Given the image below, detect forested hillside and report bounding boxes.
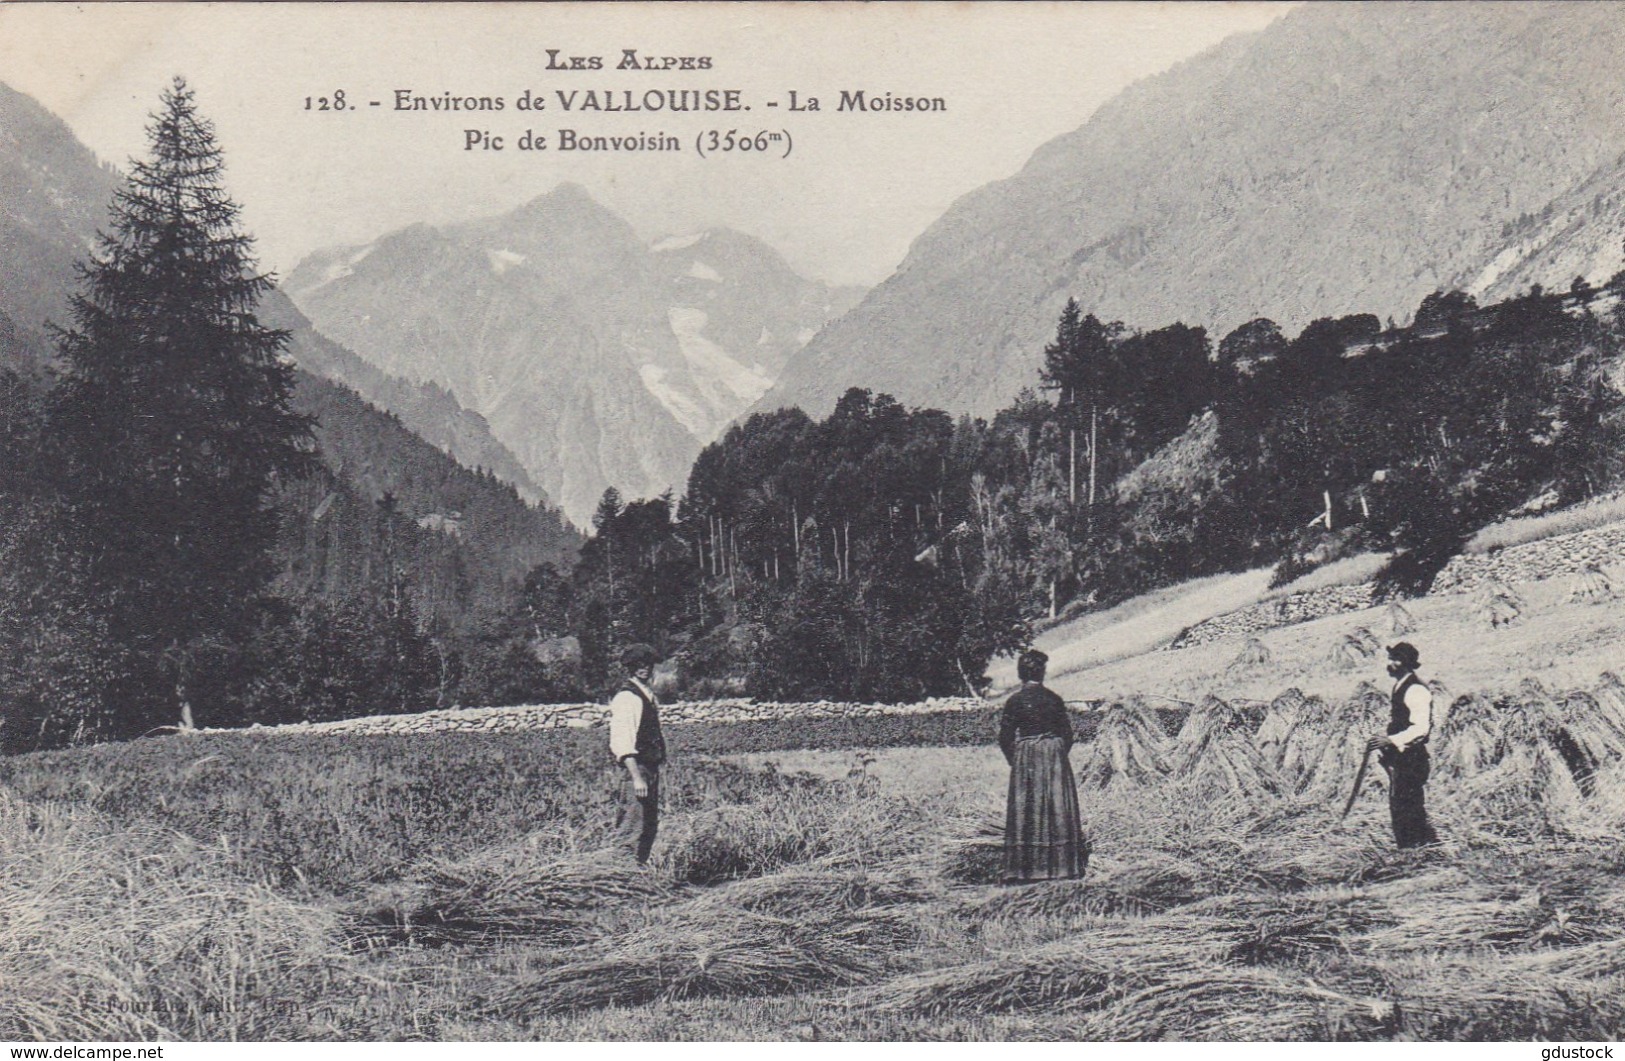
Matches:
[529,277,1625,702]
[0,80,580,751]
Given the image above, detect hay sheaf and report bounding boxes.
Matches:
[684,864,937,919]
[1374,953,1625,1040]
[1081,964,1394,1041]
[1301,685,1389,802]
[975,876,1161,924]
[1173,695,1259,771]
[862,915,1243,1016]
[352,845,670,946]
[1354,885,1556,954]
[1076,699,1171,790]
[486,906,907,1016]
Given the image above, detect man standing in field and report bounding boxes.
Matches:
[1367,641,1439,848]
[608,643,666,865]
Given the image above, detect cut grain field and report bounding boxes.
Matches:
[5,517,1625,1041]
[6,666,1625,1041]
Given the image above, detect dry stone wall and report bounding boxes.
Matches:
[1170,521,1625,650]
[221,695,990,737]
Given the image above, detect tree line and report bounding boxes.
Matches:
[4,79,1623,749]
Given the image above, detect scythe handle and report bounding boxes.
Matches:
[1341,746,1375,820]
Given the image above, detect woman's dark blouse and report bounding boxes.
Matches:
[999,683,1074,764]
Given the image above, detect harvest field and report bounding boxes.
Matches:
[5,668,1625,1041]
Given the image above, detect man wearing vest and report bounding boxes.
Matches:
[1365,641,1439,848]
[608,643,667,865]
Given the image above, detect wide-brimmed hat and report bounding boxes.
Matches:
[621,643,659,671]
[1386,641,1421,668]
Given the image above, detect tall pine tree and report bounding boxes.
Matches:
[49,77,312,738]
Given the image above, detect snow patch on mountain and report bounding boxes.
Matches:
[650,232,705,253]
[669,307,774,409]
[638,362,712,438]
[488,248,527,274]
[290,244,377,299]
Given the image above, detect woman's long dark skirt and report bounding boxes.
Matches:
[1003,734,1087,883]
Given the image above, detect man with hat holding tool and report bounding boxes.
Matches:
[1358,640,1439,848]
[608,643,666,864]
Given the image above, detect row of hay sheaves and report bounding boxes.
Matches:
[1080,672,1625,827]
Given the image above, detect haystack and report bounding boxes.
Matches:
[1177,733,1285,802]
[1172,695,1252,772]
[1254,688,1308,767]
[1568,562,1616,604]
[1349,626,1382,654]
[1301,684,1388,802]
[1326,632,1375,671]
[1384,601,1417,636]
[1226,637,1272,676]
[1587,760,1625,828]
[1456,686,1592,832]
[1076,699,1171,790]
[1275,693,1336,793]
[1591,672,1625,748]
[1473,581,1524,627]
[1434,692,1501,782]
[1174,695,1284,800]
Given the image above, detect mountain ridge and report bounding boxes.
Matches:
[287,183,863,525]
[759,1,1625,420]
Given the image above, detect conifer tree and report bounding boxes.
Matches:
[49,77,312,737]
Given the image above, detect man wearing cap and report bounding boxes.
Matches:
[1366,641,1439,848]
[608,643,666,864]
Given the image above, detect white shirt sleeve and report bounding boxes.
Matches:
[1390,683,1433,751]
[608,690,641,761]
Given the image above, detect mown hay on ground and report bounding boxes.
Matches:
[486,908,900,1016]
[352,844,670,946]
[0,792,348,1041]
[1081,964,1392,1041]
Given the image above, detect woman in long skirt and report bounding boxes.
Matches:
[1000,649,1087,883]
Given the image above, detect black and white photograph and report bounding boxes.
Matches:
[3,0,1625,1044]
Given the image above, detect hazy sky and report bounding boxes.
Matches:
[0,2,1291,287]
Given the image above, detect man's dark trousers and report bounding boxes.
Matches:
[1383,744,1437,849]
[617,764,660,864]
